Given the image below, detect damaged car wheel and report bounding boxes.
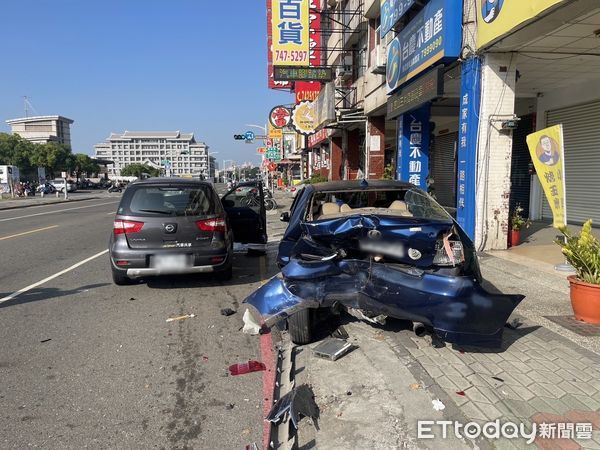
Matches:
[287,309,313,344]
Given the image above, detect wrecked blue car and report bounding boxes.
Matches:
[244,180,524,347]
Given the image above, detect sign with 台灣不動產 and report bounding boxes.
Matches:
[387,66,444,119]
[476,0,566,49]
[386,0,462,94]
[380,0,416,38]
[271,0,310,66]
[526,124,567,228]
[396,105,430,190]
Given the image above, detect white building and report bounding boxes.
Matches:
[5,115,74,149]
[94,131,213,178]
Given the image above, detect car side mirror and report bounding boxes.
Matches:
[280,212,290,222]
[222,199,235,208]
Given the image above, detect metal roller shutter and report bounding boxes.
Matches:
[430,132,457,208]
[544,101,600,225]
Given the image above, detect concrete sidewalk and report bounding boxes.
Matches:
[0,191,114,210]
[285,251,600,449]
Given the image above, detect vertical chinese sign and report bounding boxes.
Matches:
[456,57,481,240]
[526,125,566,228]
[396,105,430,190]
[267,0,292,89]
[295,0,321,104]
[271,0,310,66]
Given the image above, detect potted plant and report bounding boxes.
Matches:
[509,205,530,247]
[556,220,600,323]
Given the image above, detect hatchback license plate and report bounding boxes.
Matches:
[152,254,190,270]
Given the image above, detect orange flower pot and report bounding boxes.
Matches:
[509,230,520,247]
[568,275,600,324]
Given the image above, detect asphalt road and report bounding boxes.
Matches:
[0,194,283,449]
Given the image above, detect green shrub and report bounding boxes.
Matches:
[556,220,600,285]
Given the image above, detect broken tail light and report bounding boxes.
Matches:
[433,235,465,266]
[196,217,226,233]
[113,220,144,235]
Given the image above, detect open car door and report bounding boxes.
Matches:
[222,181,267,251]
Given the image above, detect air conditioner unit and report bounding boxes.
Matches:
[336,65,352,80]
[370,43,387,74]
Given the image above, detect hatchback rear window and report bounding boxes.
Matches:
[125,185,215,217]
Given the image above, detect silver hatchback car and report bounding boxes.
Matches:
[108,178,267,285]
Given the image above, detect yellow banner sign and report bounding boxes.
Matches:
[526,125,566,228]
[271,0,310,66]
[268,122,283,139]
[476,0,565,49]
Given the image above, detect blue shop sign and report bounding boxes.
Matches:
[386,0,462,94]
[380,0,417,39]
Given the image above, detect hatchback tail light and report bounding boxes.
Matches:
[196,217,226,233]
[433,236,465,266]
[113,219,144,235]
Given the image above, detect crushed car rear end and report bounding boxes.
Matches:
[244,181,524,347]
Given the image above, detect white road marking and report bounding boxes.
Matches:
[0,201,119,222]
[0,225,59,241]
[0,249,109,304]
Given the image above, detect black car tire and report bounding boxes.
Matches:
[287,309,312,344]
[111,267,133,285]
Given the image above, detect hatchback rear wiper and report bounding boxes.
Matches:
[137,209,173,215]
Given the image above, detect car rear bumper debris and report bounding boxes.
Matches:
[244,258,524,347]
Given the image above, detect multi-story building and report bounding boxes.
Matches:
[94,131,212,178]
[292,0,600,251]
[5,115,74,149]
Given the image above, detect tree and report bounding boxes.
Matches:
[121,163,160,178]
[72,153,100,181]
[0,133,35,174]
[30,142,73,179]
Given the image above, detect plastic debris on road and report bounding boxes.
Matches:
[432,399,446,411]
[266,384,319,430]
[242,309,261,335]
[228,360,266,376]
[220,308,236,316]
[312,338,353,361]
[166,314,196,323]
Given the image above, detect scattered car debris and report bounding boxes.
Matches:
[220,308,236,316]
[166,314,196,323]
[128,297,136,301]
[312,338,353,361]
[40,339,52,343]
[331,325,349,340]
[432,399,446,411]
[492,376,505,383]
[456,391,466,396]
[347,308,386,325]
[226,403,235,410]
[245,443,258,450]
[242,309,261,335]
[409,383,422,391]
[228,360,266,376]
[266,384,319,430]
[202,356,209,362]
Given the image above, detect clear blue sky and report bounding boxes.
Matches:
[0,0,293,166]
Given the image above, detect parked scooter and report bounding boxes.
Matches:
[107,182,123,193]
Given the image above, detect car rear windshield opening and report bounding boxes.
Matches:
[128,186,215,216]
[307,188,452,222]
